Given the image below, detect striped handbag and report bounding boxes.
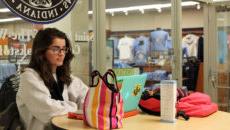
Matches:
[83,69,124,130]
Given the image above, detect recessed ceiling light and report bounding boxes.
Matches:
[0,17,22,23]
[0,8,10,13]
[139,9,145,14]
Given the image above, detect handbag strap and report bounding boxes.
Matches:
[90,70,102,88]
[103,69,119,92]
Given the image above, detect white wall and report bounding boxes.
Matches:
[181,9,204,28]
[89,8,204,31]
[109,11,171,31]
[44,13,72,38]
[0,21,33,34]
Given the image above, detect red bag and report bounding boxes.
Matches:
[139,98,160,115]
[176,92,218,117]
[179,92,211,105]
[138,87,188,116]
[139,91,218,117]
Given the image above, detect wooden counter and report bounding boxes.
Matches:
[52,111,230,130]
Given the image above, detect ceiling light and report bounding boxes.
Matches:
[111,11,115,16]
[0,17,22,23]
[88,11,93,14]
[123,11,128,15]
[157,8,162,13]
[0,8,10,13]
[139,9,145,14]
[196,4,201,10]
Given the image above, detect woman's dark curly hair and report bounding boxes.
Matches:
[28,28,74,89]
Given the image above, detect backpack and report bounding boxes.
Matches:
[138,87,188,116]
[176,92,218,117]
[139,89,218,118]
[0,74,24,130]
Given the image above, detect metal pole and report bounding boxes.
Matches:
[92,0,107,73]
[171,0,182,87]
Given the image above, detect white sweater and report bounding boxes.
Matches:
[16,68,88,130]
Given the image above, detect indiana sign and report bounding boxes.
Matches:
[2,0,78,24]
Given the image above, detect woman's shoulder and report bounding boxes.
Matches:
[22,68,37,74]
[21,68,40,79]
[70,75,82,82]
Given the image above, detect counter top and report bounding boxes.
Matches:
[52,111,230,130]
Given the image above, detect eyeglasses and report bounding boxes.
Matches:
[47,46,69,54]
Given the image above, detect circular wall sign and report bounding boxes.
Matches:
[2,0,78,24]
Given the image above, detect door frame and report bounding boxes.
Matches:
[204,1,230,104]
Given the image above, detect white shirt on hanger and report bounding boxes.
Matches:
[182,34,199,57]
[118,36,135,62]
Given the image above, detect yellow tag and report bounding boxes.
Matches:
[132,84,141,96]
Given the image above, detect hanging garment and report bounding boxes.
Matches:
[182,34,199,57]
[108,37,119,58]
[118,36,135,62]
[197,36,204,62]
[166,36,173,49]
[182,57,200,91]
[218,31,228,64]
[150,29,170,51]
[134,35,150,65]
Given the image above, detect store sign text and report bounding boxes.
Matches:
[0,44,32,56]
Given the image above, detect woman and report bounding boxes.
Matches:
[16,28,88,130]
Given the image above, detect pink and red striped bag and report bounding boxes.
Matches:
[83,69,124,130]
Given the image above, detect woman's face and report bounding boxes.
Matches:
[45,37,68,72]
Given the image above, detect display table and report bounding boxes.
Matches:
[52,111,230,130]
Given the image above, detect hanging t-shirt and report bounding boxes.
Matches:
[150,29,170,51]
[228,34,230,49]
[118,36,135,62]
[218,31,228,64]
[166,36,173,49]
[182,34,199,57]
[134,35,150,64]
[108,37,119,58]
[197,36,204,62]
